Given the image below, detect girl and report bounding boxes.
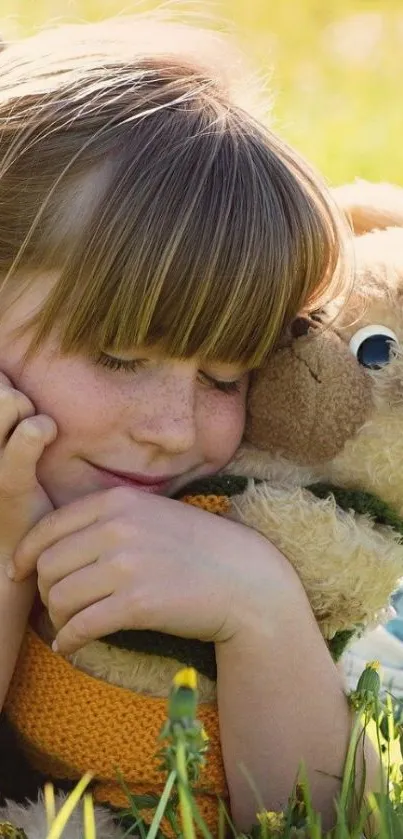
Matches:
[0,14,376,832]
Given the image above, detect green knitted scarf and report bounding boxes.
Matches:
[104,478,403,680]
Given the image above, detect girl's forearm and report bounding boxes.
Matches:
[0,570,36,710]
[215,560,382,832]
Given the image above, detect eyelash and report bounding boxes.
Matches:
[94,354,242,394]
[95,354,146,374]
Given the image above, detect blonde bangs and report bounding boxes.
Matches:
[28,112,346,368]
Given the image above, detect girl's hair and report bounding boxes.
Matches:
[0,16,349,367]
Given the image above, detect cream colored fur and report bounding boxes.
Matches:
[228,482,399,638]
[69,641,216,701]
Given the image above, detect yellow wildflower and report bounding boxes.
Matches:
[173,667,198,691]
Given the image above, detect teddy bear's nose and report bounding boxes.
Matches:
[291,317,312,338]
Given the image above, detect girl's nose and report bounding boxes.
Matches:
[128,373,198,454]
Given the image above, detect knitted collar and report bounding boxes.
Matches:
[103,476,403,675]
[4,628,226,836]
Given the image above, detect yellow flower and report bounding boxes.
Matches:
[173,667,198,691]
[257,811,286,835]
[169,668,199,725]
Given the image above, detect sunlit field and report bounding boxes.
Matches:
[1,0,402,185]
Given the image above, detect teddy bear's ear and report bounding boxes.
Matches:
[245,323,373,465]
[333,181,403,235]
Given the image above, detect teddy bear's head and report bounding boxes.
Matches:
[240,184,403,517]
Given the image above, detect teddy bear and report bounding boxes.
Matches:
[1,180,403,838]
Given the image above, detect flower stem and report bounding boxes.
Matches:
[175,727,197,839]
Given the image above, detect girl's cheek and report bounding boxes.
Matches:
[201,392,246,465]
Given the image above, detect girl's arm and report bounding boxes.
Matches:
[0,570,36,710]
[216,544,381,831]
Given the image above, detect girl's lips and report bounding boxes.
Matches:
[88,463,172,494]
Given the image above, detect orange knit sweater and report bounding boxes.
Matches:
[5,628,226,833]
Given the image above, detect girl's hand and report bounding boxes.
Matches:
[0,373,57,568]
[0,374,56,710]
[11,486,280,654]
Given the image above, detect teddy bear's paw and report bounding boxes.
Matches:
[0,793,126,839]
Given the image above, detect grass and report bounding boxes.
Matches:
[33,665,403,839]
[0,0,402,184]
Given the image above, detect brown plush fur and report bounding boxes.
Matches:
[245,327,373,464]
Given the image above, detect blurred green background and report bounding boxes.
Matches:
[1,1,402,185]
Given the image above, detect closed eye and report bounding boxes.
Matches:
[198,371,242,394]
[94,354,147,373]
[95,352,243,394]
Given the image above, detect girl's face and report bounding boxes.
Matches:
[0,275,249,506]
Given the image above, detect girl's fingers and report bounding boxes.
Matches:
[45,561,115,630]
[0,415,57,494]
[0,386,36,443]
[53,595,129,655]
[13,492,108,580]
[36,522,108,594]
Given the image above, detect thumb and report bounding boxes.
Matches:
[0,415,57,495]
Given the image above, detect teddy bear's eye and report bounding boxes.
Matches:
[349,324,399,369]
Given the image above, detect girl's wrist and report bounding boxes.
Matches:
[218,533,306,645]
